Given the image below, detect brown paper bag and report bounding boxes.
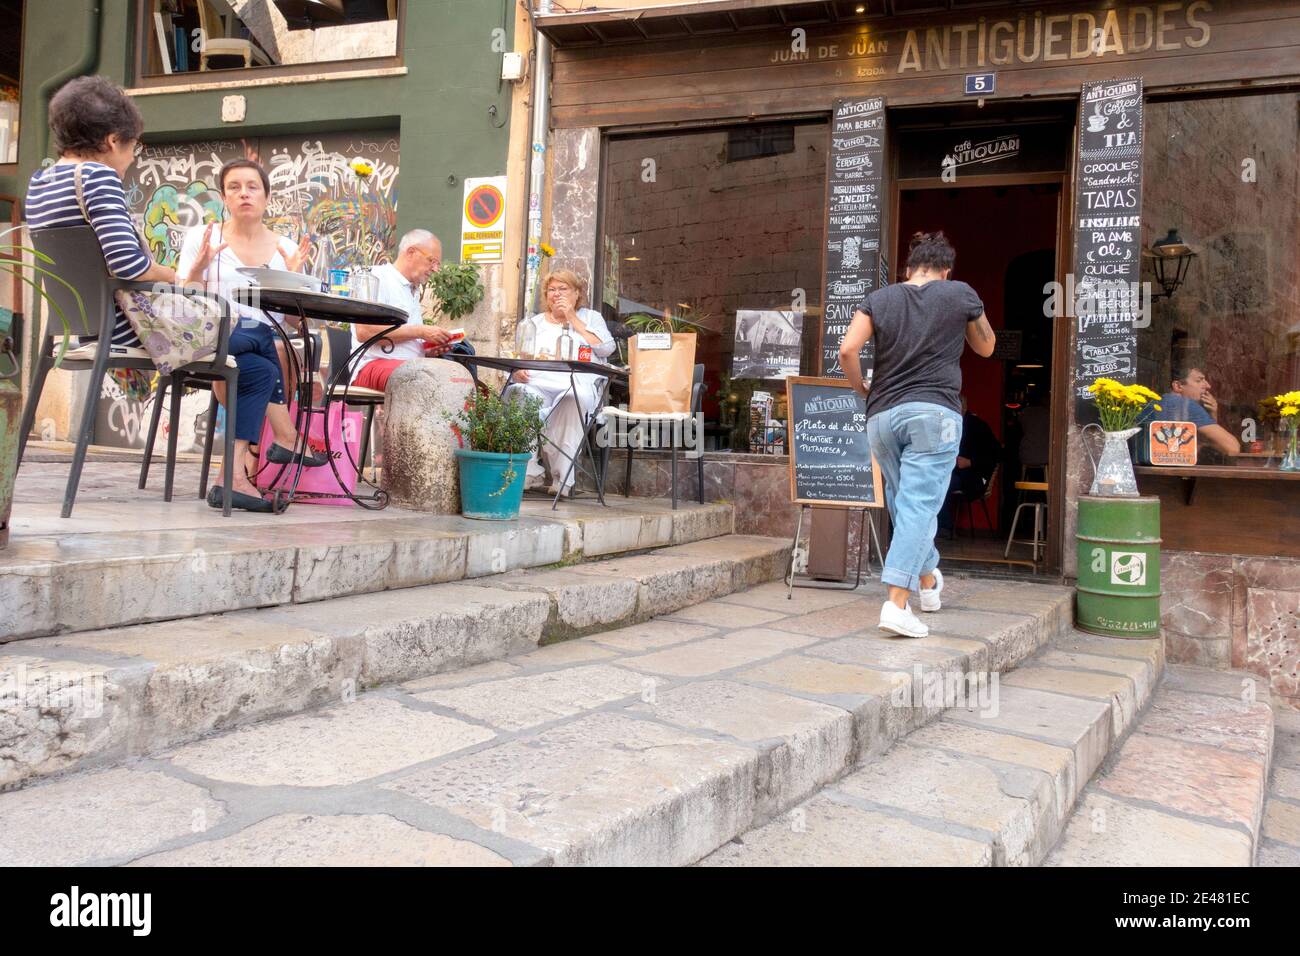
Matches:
[630,332,697,414]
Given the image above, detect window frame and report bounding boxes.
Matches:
[130,0,406,90]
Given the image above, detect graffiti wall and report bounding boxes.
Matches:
[95,132,401,450]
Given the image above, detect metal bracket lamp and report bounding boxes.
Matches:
[1142,229,1197,300]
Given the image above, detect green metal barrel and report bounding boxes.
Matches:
[1075,495,1162,639]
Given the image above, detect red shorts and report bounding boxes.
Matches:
[352,359,405,392]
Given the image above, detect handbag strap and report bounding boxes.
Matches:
[71,162,91,222]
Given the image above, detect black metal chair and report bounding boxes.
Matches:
[140,330,319,501]
[17,225,236,516]
[601,362,705,509]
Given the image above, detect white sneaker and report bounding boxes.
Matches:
[879,601,929,638]
[919,567,944,613]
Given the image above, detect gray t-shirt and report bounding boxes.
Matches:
[857,279,985,419]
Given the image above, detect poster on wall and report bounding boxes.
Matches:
[820,96,886,378]
[1072,77,1143,420]
[104,132,401,451]
[732,309,803,380]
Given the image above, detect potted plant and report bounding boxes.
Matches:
[1083,377,1162,496]
[452,387,543,520]
[427,261,485,328]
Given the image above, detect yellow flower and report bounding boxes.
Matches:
[1282,406,1299,417]
[539,242,556,257]
[350,158,375,178]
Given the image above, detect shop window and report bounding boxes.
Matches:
[600,121,826,453]
[138,0,401,82]
[1137,91,1300,471]
[0,0,22,164]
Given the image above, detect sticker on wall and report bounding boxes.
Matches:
[1147,420,1198,466]
[461,176,507,263]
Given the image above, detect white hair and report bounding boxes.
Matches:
[398,229,439,254]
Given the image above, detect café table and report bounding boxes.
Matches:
[231,285,406,513]
[444,352,629,510]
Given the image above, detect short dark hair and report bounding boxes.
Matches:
[1171,363,1202,385]
[218,158,271,196]
[48,75,144,157]
[907,231,956,273]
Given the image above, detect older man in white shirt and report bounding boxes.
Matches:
[349,229,473,391]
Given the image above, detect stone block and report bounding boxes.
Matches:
[380,359,476,513]
[381,712,757,866]
[1045,792,1252,866]
[1138,689,1273,760]
[415,665,649,731]
[133,813,511,867]
[629,680,855,818]
[169,697,495,787]
[589,620,715,652]
[0,768,226,866]
[620,627,815,679]
[699,794,992,867]
[1001,666,1139,738]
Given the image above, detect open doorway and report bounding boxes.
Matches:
[894,181,1061,572]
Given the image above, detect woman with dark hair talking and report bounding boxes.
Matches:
[839,231,997,638]
[177,158,324,512]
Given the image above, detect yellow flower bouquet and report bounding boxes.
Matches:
[1272,389,1300,471]
[1085,377,1162,432]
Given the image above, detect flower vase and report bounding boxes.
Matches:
[1086,425,1141,497]
[1281,423,1300,472]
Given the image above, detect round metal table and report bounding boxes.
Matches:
[231,286,405,512]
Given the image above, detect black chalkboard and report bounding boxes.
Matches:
[820,96,886,378]
[1072,77,1144,420]
[786,376,883,508]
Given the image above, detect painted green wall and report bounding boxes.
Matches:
[8,0,514,249]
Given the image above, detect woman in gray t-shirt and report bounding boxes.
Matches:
[839,231,997,638]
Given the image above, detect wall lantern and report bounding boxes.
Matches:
[1143,229,1197,300]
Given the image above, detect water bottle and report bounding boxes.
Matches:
[556,323,577,361]
[516,318,536,358]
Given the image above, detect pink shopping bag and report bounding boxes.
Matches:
[256,401,363,506]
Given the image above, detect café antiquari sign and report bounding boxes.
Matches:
[770,2,1213,74]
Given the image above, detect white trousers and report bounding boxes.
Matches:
[505,374,602,493]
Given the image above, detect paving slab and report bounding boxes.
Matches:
[665,601,789,629]
[415,665,651,732]
[628,680,854,817]
[1097,733,1267,833]
[715,581,867,615]
[1262,799,1300,846]
[381,712,758,866]
[620,628,817,679]
[944,685,1112,792]
[167,697,495,788]
[1045,792,1253,866]
[1161,663,1267,701]
[0,768,226,866]
[588,620,716,652]
[131,813,512,867]
[1272,766,1300,801]
[1001,666,1138,738]
[699,794,992,867]
[1138,689,1274,760]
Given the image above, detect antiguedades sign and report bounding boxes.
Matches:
[1072,76,1144,418]
[821,96,885,378]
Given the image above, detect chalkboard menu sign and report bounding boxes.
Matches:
[820,96,886,378]
[786,376,883,508]
[1072,77,1144,419]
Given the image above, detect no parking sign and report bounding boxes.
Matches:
[461,176,507,263]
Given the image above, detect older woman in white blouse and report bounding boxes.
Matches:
[506,269,615,496]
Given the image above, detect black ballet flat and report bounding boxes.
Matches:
[267,442,329,468]
[207,485,274,513]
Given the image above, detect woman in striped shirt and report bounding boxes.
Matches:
[24,75,176,350]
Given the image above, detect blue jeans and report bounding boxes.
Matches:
[868,401,963,591]
[227,320,284,444]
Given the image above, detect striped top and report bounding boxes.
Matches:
[25,161,150,346]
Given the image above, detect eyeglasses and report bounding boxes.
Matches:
[410,246,441,266]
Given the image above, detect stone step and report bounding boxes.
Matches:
[1,492,734,642]
[0,534,788,792]
[1045,664,1275,867]
[701,628,1165,867]
[1259,710,1300,867]
[0,576,1072,866]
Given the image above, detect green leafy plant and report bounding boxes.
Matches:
[428,262,485,324]
[452,388,544,497]
[622,302,715,336]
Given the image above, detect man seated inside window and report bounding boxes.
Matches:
[1142,364,1241,460]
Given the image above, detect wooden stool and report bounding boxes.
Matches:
[1006,480,1049,562]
